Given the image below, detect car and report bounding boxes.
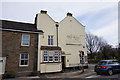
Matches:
[94,60,120,75]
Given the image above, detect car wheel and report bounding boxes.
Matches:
[108,69,113,76]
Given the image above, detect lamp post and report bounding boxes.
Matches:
[56,23,59,47]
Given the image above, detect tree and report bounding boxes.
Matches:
[86,32,107,58]
[100,44,112,59]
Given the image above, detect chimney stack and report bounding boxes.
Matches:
[67,12,72,16]
[40,10,47,14]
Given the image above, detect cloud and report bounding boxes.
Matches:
[90,20,118,46]
[75,3,118,46]
[1,2,118,46]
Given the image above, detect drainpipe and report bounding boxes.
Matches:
[56,22,59,47]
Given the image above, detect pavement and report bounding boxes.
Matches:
[3,69,87,80]
[2,64,120,80]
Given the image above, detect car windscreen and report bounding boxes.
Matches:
[98,61,107,65]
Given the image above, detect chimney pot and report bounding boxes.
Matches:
[67,13,72,16]
[41,10,47,14]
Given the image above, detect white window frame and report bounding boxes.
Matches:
[59,51,61,62]
[19,53,29,67]
[54,51,59,62]
[49,51,54,62]
[42,50,61,63]
[48,36,53,46]
[43,51,48,62]
[21,34,30,46]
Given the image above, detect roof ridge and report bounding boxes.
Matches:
[0,19,34,25]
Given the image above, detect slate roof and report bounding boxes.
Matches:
[0,20,43,33]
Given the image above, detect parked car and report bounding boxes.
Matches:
[94,60,120,75]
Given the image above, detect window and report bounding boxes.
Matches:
[54,51,59,62]
[49,51,54,62]
[21,34,30,46]
[43,51,48,62]
[108,61,120,65]
[48,36,53,45]
[59,51,61,62]
[98,61,107,65]
[20,54,29,66]
[43,51,61,62]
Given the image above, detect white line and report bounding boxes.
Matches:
[85,75,101,78]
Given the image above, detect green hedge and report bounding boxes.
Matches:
[88,59,120,64]
[3,71,15,79]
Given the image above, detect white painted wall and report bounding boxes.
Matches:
[37,11,88,73]
[59,15,87,67]
[0,57,6,74]
[37,12,62,73]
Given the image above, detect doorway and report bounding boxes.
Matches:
[62,56,65,69]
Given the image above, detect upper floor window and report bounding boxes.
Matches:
[21,34,30,46]
[48,36,53,45]
[20,53,29,66]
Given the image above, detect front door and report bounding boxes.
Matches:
[62,56,65,69]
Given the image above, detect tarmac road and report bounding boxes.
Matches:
[3,64,120,80]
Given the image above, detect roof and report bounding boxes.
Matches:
[0,20,43,33]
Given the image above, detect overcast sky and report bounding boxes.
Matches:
[1,0,119,47]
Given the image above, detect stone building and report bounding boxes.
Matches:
[0,20,43,74]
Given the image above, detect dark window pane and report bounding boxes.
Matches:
[21,54,24,59]
[24,60,28,65]
[51,39,53,45]
[48,39,50,45]
[21,60,24,65]
[48,36,50,39]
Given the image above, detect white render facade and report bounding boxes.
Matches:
[36,10,88,73]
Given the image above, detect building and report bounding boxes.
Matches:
[0,10,88,74]
[0,20,43,74]
[36,10,62,73]
[36,10,88,73]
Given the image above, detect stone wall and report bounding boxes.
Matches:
[2,30,37,72]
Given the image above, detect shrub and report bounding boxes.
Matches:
[3,71,15,79]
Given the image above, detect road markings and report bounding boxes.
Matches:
[85,75,101,78]
[71,72,96,78]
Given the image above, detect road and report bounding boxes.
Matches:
[73,64,120,79]
[3,64,120,80]
[80,64,119,78]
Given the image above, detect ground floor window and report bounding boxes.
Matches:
[43,50,61,62]
[43,51,48,62]
[20,53,29,66]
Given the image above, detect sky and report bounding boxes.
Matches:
[1,0,119,47]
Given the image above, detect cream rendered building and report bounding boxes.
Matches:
[59,13,88,68]
[36,10,88,73]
